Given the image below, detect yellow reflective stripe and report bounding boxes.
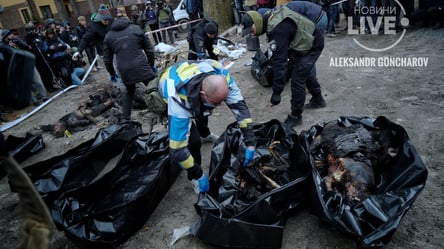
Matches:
[160,66,172,82]
[180,156,195,169]
[240,118,253,128]
[170,139,188,149]
[210,59,223,68]
[225,74,231,84]
[177,62,201,81]
[178,93,187,101]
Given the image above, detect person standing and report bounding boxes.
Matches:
[186,0,204,20]
[146,1,162,44]
[103,16,156,121]
[187,18,218,60]
[241,6,326,127]
[157,0,175,44]
[76,16,99,71]
[130,5,147,31]
[76,4,113,65]
[158,59,257,193]
[322,0,339,37]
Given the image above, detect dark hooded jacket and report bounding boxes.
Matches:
[103,18,155,85]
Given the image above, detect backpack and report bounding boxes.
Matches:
[144,76,167,114]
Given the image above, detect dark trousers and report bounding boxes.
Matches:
[343,0,357,26]
[84,46,97,67]
[196,116,211,138]
[290,33,324,116]
[122,84,136,121]
[399,0,415,18]
[149,23,162,44]
[189,121,202,165]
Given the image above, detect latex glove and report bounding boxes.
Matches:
[197,52,207,60]
[192,174,209,193]
[243,146,255,166]
[109,74,119,83]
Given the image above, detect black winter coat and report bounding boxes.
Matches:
[77,20,113,54]
[103,18,155,85]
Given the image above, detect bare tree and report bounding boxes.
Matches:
[87,0,96,14]
[202,0,234,31]
[69,0,80,17]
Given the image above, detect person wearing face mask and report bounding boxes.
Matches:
[158,59,257,193]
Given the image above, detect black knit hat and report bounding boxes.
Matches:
[204,22,218,35]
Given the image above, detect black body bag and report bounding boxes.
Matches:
[23,122,143,205]
[23,122,181,248]
[51,131,180,248]
[300,116,428,248]
[192,119,311,248]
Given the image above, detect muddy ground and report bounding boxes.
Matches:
[1,22,443,249]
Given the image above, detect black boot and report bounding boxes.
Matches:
[305,94,326,109]
[284,114,302,127]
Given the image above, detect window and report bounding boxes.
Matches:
[20,8,31,23]
[40,5,53,19]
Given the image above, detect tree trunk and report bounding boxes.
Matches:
[202,0,234,31]
[69,0,80,17]
[87,0,96,14]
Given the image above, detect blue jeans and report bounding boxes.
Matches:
[360,0,378,31]
[327,5,339,34]
[71,67,85,85]
[317,11,328,33]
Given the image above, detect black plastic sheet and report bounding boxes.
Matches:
[193,119,311,248]
[4,133,45,163]
[51,131,180,248]
[0,133,45,179]
[23,122,181,248]
[24,122,143,204]
[300,116,428,248]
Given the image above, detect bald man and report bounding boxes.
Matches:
[159,59,256,193]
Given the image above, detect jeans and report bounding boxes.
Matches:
[360,0,378,31]
[327,5,339,34]
[316,11,328,33]
[71,67,85,85]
